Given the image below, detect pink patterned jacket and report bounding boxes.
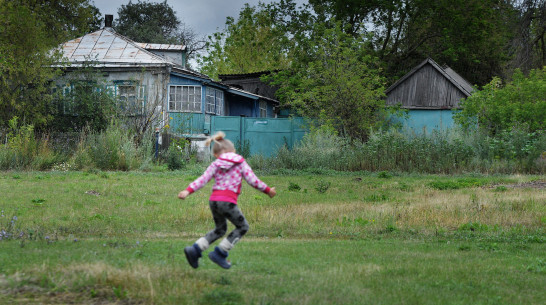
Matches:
[185,152,271,204]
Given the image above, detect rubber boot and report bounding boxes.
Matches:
[184,243,202,269]
[208,246,231,269]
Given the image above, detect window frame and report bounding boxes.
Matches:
[259,100,267,118]
[168,85,202,113]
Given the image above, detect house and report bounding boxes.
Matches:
[56,15,279,148]
[218,71,280,117]
[385,58,474,132]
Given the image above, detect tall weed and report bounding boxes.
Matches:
[256,128,545,174]
[0,117,62,170]
[71,121,149,171]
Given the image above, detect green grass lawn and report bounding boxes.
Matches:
[0,170,545,304]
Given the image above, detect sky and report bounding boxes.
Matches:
[92,0,308,39]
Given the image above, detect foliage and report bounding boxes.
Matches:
[166,139,188,171]
[71,121,149,171]
[508,0,546,74]
[258,128,545,174]
[0,117,62,170]
[454,67,546,134]
[114,0,206,62]
[49,65,119,132]
[9,0,102,43]
[0,0,102,130]
[271,23,388,140]
[114,0,180,43]
[0,3,60,129]
[198,1,306,79]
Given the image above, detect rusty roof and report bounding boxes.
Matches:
[135,43,186,51]
[60,28,182,66]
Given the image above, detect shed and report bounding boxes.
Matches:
[385,58,474,131]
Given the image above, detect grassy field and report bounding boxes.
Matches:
[0,169,545,304]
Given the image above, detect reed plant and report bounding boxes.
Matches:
[252,128,545,174]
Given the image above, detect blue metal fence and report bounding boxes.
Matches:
[211,116,308,157]
[167,113,308,157]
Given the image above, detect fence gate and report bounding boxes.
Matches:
[210,116,307,157]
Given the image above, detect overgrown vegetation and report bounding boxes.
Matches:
[249,128,545,174]
[455,67,546,134]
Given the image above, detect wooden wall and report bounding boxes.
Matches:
[386,64,467,109]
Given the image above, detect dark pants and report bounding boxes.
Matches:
[205,201,249,245]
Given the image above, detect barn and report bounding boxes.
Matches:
[385,58,474,132]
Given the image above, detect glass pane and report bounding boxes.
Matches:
[175,86,181,101]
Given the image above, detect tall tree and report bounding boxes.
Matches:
[10,0,102,43]
[309,0,379,36]
[114,0,180,43]
[271,23,387,140]
[310,0,516,86]
[508,0,546,74]
[198,0,310,79]
[0,0,101,129]
[114,0,206,64]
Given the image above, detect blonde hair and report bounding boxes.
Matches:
[206,131,235,155]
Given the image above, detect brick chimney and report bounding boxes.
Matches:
[105,14,113,28]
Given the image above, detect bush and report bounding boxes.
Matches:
[70,121,149,171]
[0,117,63,170]
[454,67,546,134]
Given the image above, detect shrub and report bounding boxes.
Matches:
[70,121,150,171]
[454,67,546,134]
[0,117,62,170]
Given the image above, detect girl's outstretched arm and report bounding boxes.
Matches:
[184,163,217,195]
[241,161,272,195]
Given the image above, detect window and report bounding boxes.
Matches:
[215,90,224,115]
[259,100,267,117]
[114,82,146,115]
[169,85,201,112]
[205,87,225,115]
[206,87,215,113]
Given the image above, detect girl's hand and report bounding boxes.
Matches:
[268,187,277,198]
[178,190,190,200]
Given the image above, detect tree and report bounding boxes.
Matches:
[271,23,387,140]
[114,0,180,43]
[198,0,309,79]
[507,0,546,74]
[49,65,119,132]
[309,0,516,86]
[454,67,546,134]
[0,0,103,129]
[0,2,60,128]
[114,0,206,65]
[10,0,102,43]
[309,0,379,36]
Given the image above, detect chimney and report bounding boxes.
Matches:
[105,14,113,28]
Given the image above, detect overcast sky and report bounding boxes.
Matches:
[92,0,308,39]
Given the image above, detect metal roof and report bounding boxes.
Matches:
[135,43,186,51]
[60,28,178,66]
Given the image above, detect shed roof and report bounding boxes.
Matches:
[386,58,474,97]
